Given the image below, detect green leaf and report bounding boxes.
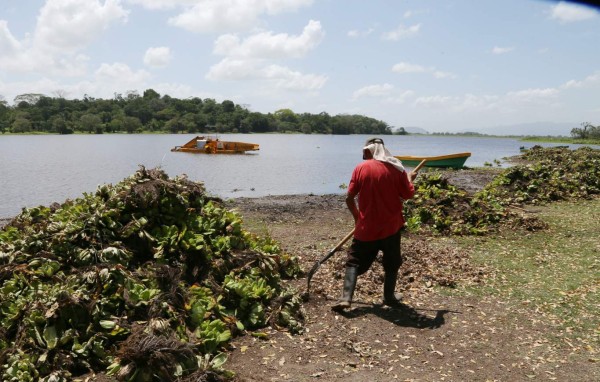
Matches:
[43,326,58,350]
[235,321,245,331]
[211,353,228,369]
[99,320,116,329]
[251,332,268,339]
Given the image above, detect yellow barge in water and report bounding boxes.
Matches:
[171,136,260,154]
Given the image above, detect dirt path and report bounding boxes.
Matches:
[223,172,597,381]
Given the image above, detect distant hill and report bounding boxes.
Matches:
[395,122,579,136]
[475,122,577,137]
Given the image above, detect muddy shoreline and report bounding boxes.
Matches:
[0,168,500,230]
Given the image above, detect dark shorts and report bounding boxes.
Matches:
[345,229,402,275]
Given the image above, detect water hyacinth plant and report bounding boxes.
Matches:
[0,167,304,381]
[404,146,599,235]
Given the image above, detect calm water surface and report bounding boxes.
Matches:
[1,134,596,217]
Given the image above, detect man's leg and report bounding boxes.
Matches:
[331,266,358,312]
[381,230,403,306]
[331,239,377,312]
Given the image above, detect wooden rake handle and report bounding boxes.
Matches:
[413,159,428,173]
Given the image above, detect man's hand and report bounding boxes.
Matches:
[408,171,418,182]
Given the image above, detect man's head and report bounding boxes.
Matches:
[364,137,384,147]
[363,137,384,159]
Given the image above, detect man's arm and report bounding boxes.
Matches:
[346,191,359,223]
[399,171,416,201]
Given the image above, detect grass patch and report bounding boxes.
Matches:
[452,197,599,347]
[520,136,600,145]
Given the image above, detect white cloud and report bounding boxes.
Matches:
[95,62,151,87]
[433,70,456,79]
[550,1,598,23]
[491,46,514,54]
[208,19,326,92]
[506,87,559,102]
[414,95,454,108]
[352,83,394,99]
[143,46,172,68]
[206,58,327,90]
[168,0,313,33]
[381,23,421,41]
[0,18,90,76]
[413,87,559,115]
[347,28,374,38]
[125,0,199,10]
[351,84,415,104]
[561,71,600,89]
[392,62,426,74]
[0,0,127,76]
[0,21,21,54]
[213,20,324,59]
[34,0,128,52]
[385,90,415,104]
[392,61,456,79]
[0,62,153,102]
[264,64,327,90]
[206,58,261,81]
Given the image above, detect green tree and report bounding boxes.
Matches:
[571,122,600,140]
[221,100,235,113]
[80,114,103,133]
[11,117,32,133]
[143,88,161,100]
[0,98,9,133]
[164,116,186,134]
[50,116,72,134]
[244,112,270,133]
[124,98,152,125]
[14,93,44,106]
[122,116,142,133]
[180,113,198,133]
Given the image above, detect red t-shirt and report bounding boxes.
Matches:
[348,160,415,241]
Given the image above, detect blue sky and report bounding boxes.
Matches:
[1,0,599,133]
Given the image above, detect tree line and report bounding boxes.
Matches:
[571,122,600,140]
[0,89,397,135]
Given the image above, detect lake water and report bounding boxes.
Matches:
[1,134,597,218]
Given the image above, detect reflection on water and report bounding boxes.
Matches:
[0,134,596,217]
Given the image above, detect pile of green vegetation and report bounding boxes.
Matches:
[0,167,303,381]
[479,146,600,205]
[405,146,599,235]
[405,173,514,235]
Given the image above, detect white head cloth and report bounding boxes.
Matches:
[364,142,405,172]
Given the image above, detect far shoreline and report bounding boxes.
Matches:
[2,131,599,145]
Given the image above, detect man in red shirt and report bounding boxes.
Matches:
[332,137,417,312]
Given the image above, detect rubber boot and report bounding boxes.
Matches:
[331,267,358,312]
[383,270,403,307]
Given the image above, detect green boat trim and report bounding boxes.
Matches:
[394,152,471,169]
